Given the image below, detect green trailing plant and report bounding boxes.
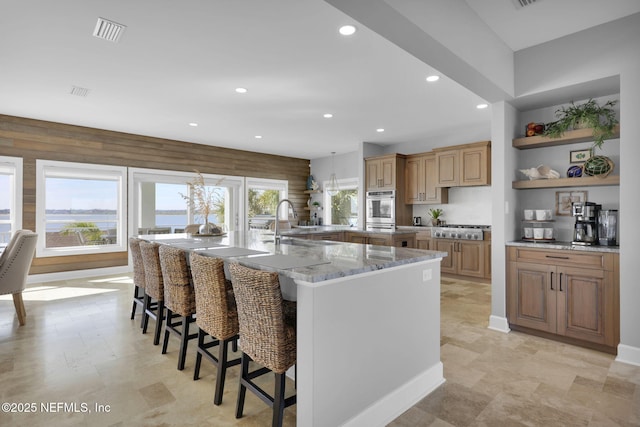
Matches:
[543,99,618,150]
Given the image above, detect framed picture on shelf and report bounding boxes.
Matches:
[570,149,592,163]
[555,191,587,216]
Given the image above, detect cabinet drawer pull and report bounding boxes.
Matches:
[559,273,563,292]
[545,255,570,259]
[550,272,554,290]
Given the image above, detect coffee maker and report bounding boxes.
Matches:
[572,201,601,245]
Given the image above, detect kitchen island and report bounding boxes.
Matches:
[142,230,446,426]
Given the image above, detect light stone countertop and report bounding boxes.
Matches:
[506,240,619,253]
[141,230,446,283]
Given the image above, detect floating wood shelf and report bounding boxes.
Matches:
[512,175,620,189]
[512,125,620,149]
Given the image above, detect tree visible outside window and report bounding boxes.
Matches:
[324,178,359,226]
[248,189,280,217]
[329,189,358,226]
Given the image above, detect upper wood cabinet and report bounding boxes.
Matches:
[434,141,491,187]
[365,154,406,191]
[405,153,448,205]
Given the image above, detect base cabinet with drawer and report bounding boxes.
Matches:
[344,232,415,248]
[506,246,619,353]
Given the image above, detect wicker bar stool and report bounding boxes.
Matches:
[159,245,198,370]
[140,241,165,345]
[128,237,146,326]
[228,263,296,427]
[189,252,241,405]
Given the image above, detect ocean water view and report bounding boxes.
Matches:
[0,213,190,236]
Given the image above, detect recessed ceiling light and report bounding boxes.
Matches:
[235,87,247,94]
[323,113,333,118]
[255,135,262,139]
[188,122,198,127]
[476,103,489,109]
[339,25,356,36]
[426,75,440,82]
[376,128,385,133]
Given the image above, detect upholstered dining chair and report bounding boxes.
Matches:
[0,230,38,326]
[140,241,165,345]
[183,224,200,234]
[128,237,146,326]
[189,252,241,405]
[228,263,296,427]
[158,245,198,370]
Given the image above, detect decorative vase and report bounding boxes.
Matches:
[583,155,614,177]
[199,223,216,235]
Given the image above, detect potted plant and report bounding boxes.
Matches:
[180,171,224,234]
[543,98,618,150]
[428,208,444,226]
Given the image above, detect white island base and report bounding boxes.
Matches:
[296,258,444,426]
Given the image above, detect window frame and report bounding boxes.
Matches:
[245,177,289,230]
[35,160,128,257]
[128,168,244,234]
[323,177,359,226]
[0,156,23,243]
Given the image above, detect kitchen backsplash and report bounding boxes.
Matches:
[412,186,492,226]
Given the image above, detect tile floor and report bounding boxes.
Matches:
[0,275,638,426]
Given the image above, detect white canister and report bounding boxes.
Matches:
[533,228,545,239]
[544,228,554,239]
[524,227,533,239]
[524,210,534,220]
[535,210,548,220]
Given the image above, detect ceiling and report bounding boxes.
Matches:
[1,1,638,160]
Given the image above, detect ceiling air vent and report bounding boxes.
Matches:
[70,86,90,97]
[93,17,126,43]
[512,0,541,9]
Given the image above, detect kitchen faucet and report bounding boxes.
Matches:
[274,199,297,245]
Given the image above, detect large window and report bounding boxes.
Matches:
[36,160,127,257]
[0,156,23,244]
[130,168,243,234]
[324,178,359,226]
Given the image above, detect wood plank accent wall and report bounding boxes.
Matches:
[0,115,311,275]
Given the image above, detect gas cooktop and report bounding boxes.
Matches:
[432,225,489,240]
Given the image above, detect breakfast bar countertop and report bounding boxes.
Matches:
[140,230,446,283]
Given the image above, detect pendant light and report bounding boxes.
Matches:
[326,152,339,196]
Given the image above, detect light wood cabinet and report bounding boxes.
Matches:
[405,153,448,205]
[309,232,344,241]
[415,230,431,250]
[434,141,491,187]
[366,154,400,191]
[433,239,485,278]
[507,246,619,352]
[344,232,415,248]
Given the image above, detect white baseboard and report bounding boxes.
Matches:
[488,315,510,333]
[616,344,640,367]
[27,265,131,284]
[342,362,445,427]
